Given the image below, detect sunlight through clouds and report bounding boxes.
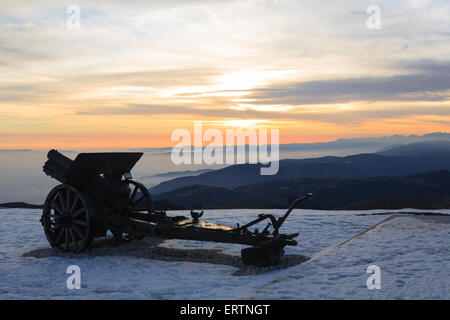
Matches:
[0,0,449,148]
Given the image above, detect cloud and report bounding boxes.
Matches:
[71,58,450,127]
[247,61,450,104]
[1,0,450,148]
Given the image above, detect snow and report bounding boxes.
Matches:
[1,208,449,299]
[245,215,450,299]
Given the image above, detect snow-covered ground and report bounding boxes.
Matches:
[0,208,449,299]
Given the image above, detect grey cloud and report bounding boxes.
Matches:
[402,60,450,75]
[75,101,450,127]
[248,63,450,105]
[76,103,271,118]
[76,104,184,115]
[73,59,450,127]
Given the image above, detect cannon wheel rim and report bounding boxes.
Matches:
[42,184,94,253]
[125,180,153,213]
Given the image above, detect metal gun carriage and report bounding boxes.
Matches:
[41,150,312,267]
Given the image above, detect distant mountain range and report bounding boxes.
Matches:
[148,140,450,210]
[278,132,450,152]
[149,140,450,194]
[130,132,450,154]
[136,169,215,189]
[2,137,450,211]
[376,140,450,156]
[152,170,450,210]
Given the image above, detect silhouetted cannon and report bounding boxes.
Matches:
[41,150,313,267]
[43,149,74,182]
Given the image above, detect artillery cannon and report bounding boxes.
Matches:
[41,150,313,267]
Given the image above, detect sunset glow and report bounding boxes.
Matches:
[1,0,449,149]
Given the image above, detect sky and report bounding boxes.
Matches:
[0,0,449,149]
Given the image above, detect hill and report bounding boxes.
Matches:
[150,151,450,194]
[152,170,450,210]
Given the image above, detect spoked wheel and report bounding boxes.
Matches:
[41,184,94,253]
[125,180,153,213]
[120,180,153,240]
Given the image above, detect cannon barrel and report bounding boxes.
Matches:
[47,149,73,171]
[43,149,74,183]
[43,149,144,186]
